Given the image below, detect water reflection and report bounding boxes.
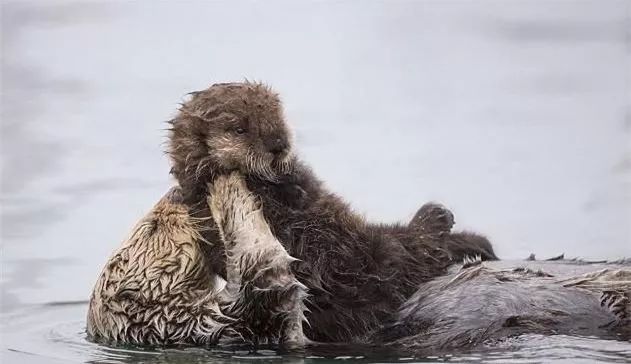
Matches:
[3,301,631,364]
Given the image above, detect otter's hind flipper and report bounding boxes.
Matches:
[409,203,454,236]
[408,203,497,261]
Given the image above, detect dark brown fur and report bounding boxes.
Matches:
[406,203,497,261]
[167,81,496,342]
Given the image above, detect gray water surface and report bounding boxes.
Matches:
[1,0,630,362]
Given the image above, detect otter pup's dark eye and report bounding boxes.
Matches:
[235,127,246,135]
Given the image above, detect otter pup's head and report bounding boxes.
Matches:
[168,82,293,200]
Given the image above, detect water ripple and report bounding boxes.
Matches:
[2,302,631,364]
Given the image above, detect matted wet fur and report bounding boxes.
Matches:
[87,174,307,346]
[207,173,308,346]
[166,81,497,342]
[87,188,232,345]
[88,81,629,351]
[378,260,631,354]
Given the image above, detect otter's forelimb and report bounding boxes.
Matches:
[208,173,308,347]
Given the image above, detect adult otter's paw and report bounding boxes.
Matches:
[207,172,308,348]
[409,202,455,236]
[207,172,260,234]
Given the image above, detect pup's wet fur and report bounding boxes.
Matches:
[165,81,498,342]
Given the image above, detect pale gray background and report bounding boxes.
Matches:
[1,0,630,313]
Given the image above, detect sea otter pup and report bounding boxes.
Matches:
[166,81,497,342]
[88,81,497,346]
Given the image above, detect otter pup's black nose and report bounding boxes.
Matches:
[268,138,288,155]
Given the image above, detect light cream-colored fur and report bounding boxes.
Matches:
[87,176,307,346]
[208,173,307,346]
[87,188,233,345]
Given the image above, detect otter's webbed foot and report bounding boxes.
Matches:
[409,203,498,261]
[208,173,308,347]
[409,203,455,236]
